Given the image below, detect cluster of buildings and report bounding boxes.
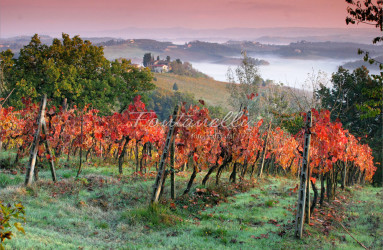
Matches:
[146,59,170,73]
[144,57,171,73]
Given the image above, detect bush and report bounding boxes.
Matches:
[0,158,12,170]
[124,204,182,228]
[0,201,26,248]
[198,226,227,238]
[265,199,279,207]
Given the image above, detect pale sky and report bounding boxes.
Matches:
[1,0,353,37]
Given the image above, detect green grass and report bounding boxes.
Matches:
[1,160,382,249]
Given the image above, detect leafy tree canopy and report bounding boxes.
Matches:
[317,67,381,136]
[169,60,209,78]
[346,0,383,44]
[316,66,382,184]
[346,0,383,70]
[344,0,383,185]
[0,33,155,114]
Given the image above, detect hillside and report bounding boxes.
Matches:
[153,73,232,110]
[152,72,314,115]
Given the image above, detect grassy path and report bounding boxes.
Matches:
[1,165,382,249]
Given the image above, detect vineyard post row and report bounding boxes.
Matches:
[151,104,180,204]
[25,94,57,186]
[0,94,373,213]
[295,110,312,239]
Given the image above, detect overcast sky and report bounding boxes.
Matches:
[1,0,355,37]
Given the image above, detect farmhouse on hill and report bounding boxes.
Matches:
[143,53,171,73]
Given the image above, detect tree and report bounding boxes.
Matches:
[344,0,383,185]
[0,34,155,114]
[317,67,380,136]
[143,53,152,67]
[145,89,197,121]
[346,0,383,43]
[316,66,382,185]
[257,83,296,124]
[169,61,209,78]
[172,82,179,91]
[344,0,383,118]
[346,0,383,70]
[226,51,263,115]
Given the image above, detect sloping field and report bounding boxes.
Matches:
[154,73,232,110]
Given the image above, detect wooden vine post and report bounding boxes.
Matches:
[151,104,179,204]
[342,133,349,190]
[305,165,311,224]
[76,112,84,178]
[25,94,57,185]
[170,138,176,200]
[259,119,272,177]
[294,110,312,238]
[41,120,57,182]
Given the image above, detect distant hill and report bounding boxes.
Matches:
[342,56,383,72]
[0,35,123,45]
[3,35,382,65]
[83,27,381,45]
[100,39,383,66]
[101,39,240,62]
[0,35,124,52]
[226,41,383,60]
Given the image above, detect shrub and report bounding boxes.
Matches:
[0,157,12,170]
[124,204,182,228]
[265,199,278,207]
[0,201,26,249]
[198,227,227,238]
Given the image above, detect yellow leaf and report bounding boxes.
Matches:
[14,222,25,234]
